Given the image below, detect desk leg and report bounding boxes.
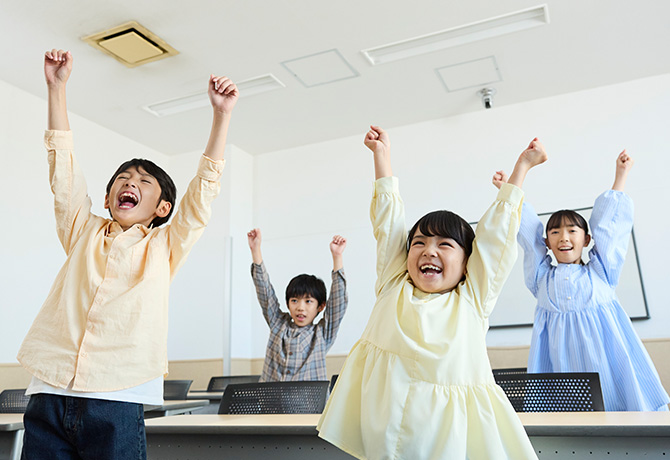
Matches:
[147,433,356,460]
[10,430,23,460]
[531,436,670,459]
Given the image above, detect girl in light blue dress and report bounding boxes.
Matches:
[495,151,668,411]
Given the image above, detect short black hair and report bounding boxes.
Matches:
[285,274,327,306]
[105,159,177,228]
[546,210,589,236]
[407,210,475,257]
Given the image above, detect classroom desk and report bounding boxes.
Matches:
[0,415,24,460]
[144,399,210,418]
[146,412,670,460]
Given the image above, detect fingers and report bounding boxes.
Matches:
[210,75,238,96]
[247,228,261,239]
[331,235,347,246]
[45,49,71,63]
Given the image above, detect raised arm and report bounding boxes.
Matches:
[612,149,634,191]
[364,125,392,180]
[329,235,346,271]
[366,126,407,294]
[203,75,238,162]
[589,151,635,285]
[248,228,263,264]
[465,139,547,316]
[45,49,72,131]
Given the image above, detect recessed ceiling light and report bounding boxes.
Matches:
[436,56,502,92]
[361,5,549,65]
[82,21,178,68]
[143,74,286,117]
[281,49,359,87]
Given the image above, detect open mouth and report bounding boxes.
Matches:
[118,191,139,209]
[295,314,306,321]
[420,264,443,275]
[558,246,573,252]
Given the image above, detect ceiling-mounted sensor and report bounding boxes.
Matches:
[82,21,178,68]
[478,87,497,109]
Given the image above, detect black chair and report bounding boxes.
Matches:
[329,374,338,392]
[163,379,193,400]
[492,367,528,376]
[494,372,604,412]
[206,375,260,392]
[0,389,30,413]
[218,381,329,414]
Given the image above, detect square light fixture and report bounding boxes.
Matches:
[83,21,178,68]
[436,56,502,92]
[361,5,549,65]
[281,49,359,88]
[143,74,286,117]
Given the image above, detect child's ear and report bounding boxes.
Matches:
[544,237,550,248]
[155,200,172,218]
[317,303,326,313]
[584,234,591,246]
[104,194,110,210]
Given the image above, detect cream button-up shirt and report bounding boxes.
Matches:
[17,130,224,392]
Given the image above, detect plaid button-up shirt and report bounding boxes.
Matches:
[251,262,348,382]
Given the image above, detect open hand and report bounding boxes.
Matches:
[209,75,238,114]
[45,49,72,87]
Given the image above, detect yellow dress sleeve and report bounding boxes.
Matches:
[461,183,524,318]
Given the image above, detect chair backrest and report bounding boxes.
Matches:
[0,389,30,413]
[218,381,329,415]
[492,367,528,376]
[329,374,338,392]
[207,375,260,392]
[163,379,193,400]
[494,372,605,412]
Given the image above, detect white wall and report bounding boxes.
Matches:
[3,71,670,367]
[248,72,670,357]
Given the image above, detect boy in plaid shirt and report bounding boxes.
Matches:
[247,229,348,382]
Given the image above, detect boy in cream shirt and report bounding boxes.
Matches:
[17,48,238,459]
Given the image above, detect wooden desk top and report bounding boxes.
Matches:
[0,414,24,432]
[145,412,670,437]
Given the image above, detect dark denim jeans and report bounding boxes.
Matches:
[21,393,146,460]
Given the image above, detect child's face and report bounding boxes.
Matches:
[104,166,171,231]
[407,230,467,294]
[545,224,591,264]
[287,295,325,327]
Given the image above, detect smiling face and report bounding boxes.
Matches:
[545,223,591,264]
[287,295,325,327]
[104,166,171,231]
[407,230,467,294]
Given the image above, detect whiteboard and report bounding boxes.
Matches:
[486,207,649,328]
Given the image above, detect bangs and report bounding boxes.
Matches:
[407,210,475,256]
[546,210,589,234]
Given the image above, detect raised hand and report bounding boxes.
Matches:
[492,170,509,189]
[519,137,548,168]
[208,75,238,114]
[44,49,72,87]
[613,149,634,191]
[247,228,262,250]
[330,235,347,256]
[364,125,390,155]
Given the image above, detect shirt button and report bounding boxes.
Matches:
[80,351,87,358]
[565,277,569,280]
[567,296,572,300]
[286,370,291,374]
[289,352,293,356]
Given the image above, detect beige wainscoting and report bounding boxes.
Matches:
[2,338,668,396]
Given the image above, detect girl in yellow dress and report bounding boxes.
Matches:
[317,126,546,460]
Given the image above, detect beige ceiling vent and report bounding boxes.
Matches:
[82,21,178,68]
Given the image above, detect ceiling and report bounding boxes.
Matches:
[1,0,669,156]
